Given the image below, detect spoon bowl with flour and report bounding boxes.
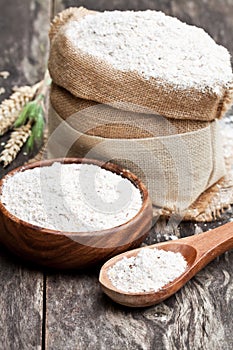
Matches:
[99,222,233,307]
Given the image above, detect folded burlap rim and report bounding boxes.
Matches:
[50,83,211,138]
[46,84,233,222]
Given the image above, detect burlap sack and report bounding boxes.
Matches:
[48,84,226,213]
[48,7,233,122]
[50,83,211,137]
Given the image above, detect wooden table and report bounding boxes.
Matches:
[0,1,232,349]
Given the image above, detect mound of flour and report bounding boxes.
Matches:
[108,247,187,293]
[0,163,142,232]
[66,10,233,93]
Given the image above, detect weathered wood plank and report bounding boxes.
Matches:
[0,1,50,348]
[45,249,233,349]
[45,2,233,349]
[0,247,44,350]
[0,0,50,178]
[0,0,49,91]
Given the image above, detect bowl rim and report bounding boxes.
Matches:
[0,157,151,237]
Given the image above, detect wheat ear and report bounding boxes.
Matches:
[0,123,32,167]
[0,82,41,136]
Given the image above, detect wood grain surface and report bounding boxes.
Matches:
[0,1,49,348]
[45,250,233,350]
[99,222,233,307]
[0,247,44,350]
[0,0,50,179]
[0,0,233,349]
[44,222,233,350]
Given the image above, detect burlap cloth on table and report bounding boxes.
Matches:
[47,84,231,222]
[48,7,233,122]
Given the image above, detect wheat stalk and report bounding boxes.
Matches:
[0,71,10,79]
[0,82,41,136]
[0,123,32,167]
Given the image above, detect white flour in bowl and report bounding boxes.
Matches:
[66,10,233,93]
[0,162,142,232]
[108,248,187,293]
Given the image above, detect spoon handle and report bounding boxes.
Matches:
[181,221,233,267]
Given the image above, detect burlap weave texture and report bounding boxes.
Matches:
[48,7,233,122]
[49,87,226,213]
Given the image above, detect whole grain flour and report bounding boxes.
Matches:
[49,7,233,121]
[0,162,142,232]
[108,247,187,293]
[66,10,232,92]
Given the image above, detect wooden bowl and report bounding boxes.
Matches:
[0,158,153,269]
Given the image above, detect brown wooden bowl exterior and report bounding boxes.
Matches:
[0,158,152,269]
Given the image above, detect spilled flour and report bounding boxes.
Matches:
[66,10,233,92]
[108,248,187,293]
[0,162,142,232]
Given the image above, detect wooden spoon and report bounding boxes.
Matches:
[99,221,233,307]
